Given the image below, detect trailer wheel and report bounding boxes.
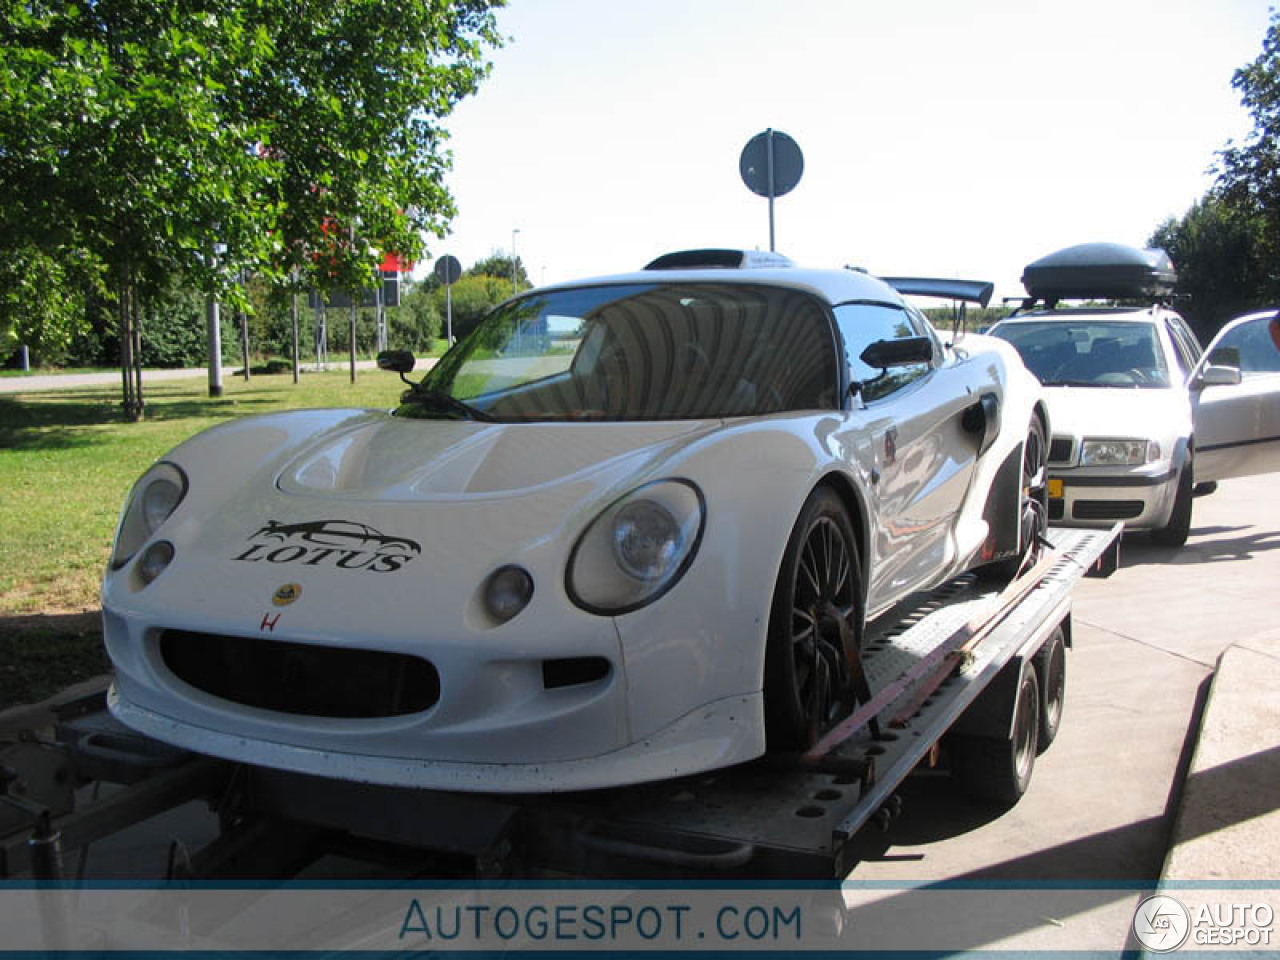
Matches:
[1033,627,1066,753]
[763,488,862,750]
[949,663,1039,805]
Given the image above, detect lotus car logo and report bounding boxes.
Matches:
[234,520,422,574]
[272,583,302,606]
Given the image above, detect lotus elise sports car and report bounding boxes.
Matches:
[103,249,1049,792]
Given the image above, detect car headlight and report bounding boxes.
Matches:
[111,462,188,570]
[566,479,705,615]
[1080,439,1161,467]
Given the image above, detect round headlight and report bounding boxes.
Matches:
[612,500,681,581]
[143,476,184,530]
[567,479,705,615]
[137,540,175,585]
[483,565,534,624]
[111,462,188,570]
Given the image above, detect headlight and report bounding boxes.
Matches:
[111,462,188,570]
[1080,439,1160,467]
[566,479,705,615]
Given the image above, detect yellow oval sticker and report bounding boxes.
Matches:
[272,583,302,606]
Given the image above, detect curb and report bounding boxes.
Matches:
[1158,638,1280,883]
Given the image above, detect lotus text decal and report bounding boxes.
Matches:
[234,520,421,573]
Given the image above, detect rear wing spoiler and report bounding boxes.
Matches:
[881,277,994,309]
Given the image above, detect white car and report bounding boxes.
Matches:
[103,249,1049,792]
[990,244,1280,546]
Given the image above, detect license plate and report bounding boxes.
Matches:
[1048,478,1064,498]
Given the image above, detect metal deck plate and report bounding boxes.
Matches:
[563,527,1120,876]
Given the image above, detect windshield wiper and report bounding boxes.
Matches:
[1038,379,1111,388]
[402,385,496,422]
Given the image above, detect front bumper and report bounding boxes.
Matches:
[108,683,762,793]
[1047,467,1179,530]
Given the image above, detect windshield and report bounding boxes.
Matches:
[401,282,839,421]
[991,320,1171,389]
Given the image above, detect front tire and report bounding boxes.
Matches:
[763,488,863,750]
[1151,461,1193,548]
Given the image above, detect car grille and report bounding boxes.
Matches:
[1048,437,1075,465]
[1072,500,1145,521]
[159,631,440,719]
[1048,499,1065,521]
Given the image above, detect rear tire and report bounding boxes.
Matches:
[1151,461,1193,548]
[1033,627,1066,753]
[763,488,863,751]
[978,415,1048,582]
[949,663,1040,805]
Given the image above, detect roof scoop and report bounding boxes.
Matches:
[643,249,794,270]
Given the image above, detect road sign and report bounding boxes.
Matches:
[739,129,804,251]
[434,255,462,286]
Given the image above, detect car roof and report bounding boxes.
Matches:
[996,305,1166,325]
[532,262,907,308]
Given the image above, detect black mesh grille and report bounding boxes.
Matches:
[1048,437,1074,464]
[160,631,440,719]
[1049,498,1065,521]
[1073,500,1145,520]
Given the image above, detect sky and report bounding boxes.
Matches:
[431,0,1275,303]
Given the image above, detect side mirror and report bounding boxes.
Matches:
[860,336,934,369]
[1195,364,1243,389]
[377,350,416,375]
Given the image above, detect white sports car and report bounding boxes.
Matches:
[103,249,1049,792]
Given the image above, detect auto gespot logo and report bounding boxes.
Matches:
[233,520,422,573]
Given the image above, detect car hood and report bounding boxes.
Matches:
[1042,386,1190,439]
[275,413,716,500]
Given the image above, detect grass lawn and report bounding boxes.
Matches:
[0,370,407,707]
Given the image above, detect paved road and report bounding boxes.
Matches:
[0,361,387,395]
[853,471,1280,948]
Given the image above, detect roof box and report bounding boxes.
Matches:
[1021,243,1177,301]
[644,249,794,271]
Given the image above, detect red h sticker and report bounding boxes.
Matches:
[260,612,281,632]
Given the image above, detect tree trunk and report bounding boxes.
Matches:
[291,278,300,385]
[118,283,144,422]
[349,300,357,383]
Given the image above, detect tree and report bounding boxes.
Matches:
[1216,9,1280,302]
[432,273,510,341]
[1149,198,1268,340]
[470,252,530,292]
[0,247,92,367]
[0,0,503,415]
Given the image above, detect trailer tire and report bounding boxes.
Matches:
[949,663,1039,805]
[1033,627,1066,753]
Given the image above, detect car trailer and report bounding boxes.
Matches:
[0,526,1120,883]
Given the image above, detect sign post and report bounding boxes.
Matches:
[434,255,462,346]
[739,129,804,251]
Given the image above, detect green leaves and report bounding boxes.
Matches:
[1,0,505,344]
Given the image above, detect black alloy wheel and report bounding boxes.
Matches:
[764,488,863,750]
